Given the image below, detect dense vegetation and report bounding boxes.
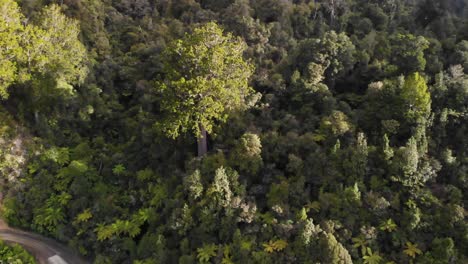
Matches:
[0,240,36,264]
[0,0,467,263]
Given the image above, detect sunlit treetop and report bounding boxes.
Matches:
[0,0,87,99]
[157,22,255,138]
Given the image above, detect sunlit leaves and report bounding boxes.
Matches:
[113,220,141,238]
[75,209,93,223]
[382,134,394,161]
[36,5,88,85]
[401,72,431,120]
[297,207,308,221]
[95,224,114,242]
[262,239,287,253]
[306,201,321,212]
[0,0,87,99]
[230,133,263,174]
[221,246,234,264]
[0,240,36,264]
[207,166,232,208]
[184,169,204,201]
[363,247,383,264]
[133,208,150,225]
[95,209,150,241]
[170,204,193,235]
[43,207,65,227]
[43,147,70,166]
[156,22,255,138]
[112,164,126,176]
[300,218,322,246]
[403,242,422,258]
[352,235,369,256]
[33,192,71,233]
[0,0,23,98]
[379,218,397,232]
[197,244,218,263]
[318,111,353,137]
[321,232,353,264]
[392,137,422,188]
[96,220,139,241]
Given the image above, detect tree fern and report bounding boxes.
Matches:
[197,244,218,263]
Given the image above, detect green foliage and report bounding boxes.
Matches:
[343,183,362,206]
[382,134,394,161]
[297,207,307,221]
[1,0,467,263]
[262,239,287,253]
[363,247,383,264]
[95,209,149,241]
[95,224,114,242]
[401,72,431,120]
[75,209,93,223]
[35,5,88,86]
[221,245,234,264]
[230,133,263,174]
[403,242,422,259]
[320,232,353,264]
[32,192,71,234]
[136,169,155,182]
[300,218,322,246]
[0,0,23,98]
[207,167,233,208]
[196,244,218,263]
[402,199,422,231]
[184,170,204,201]
[353,235,369,256]
[429,237,455,263]
[391,136,423,188]
[0,0,87,99]
[318,111,353,137]
[170,203,193,236]
[149,184,168,209]
[112,164,126,176]
[379,218,397,232]
[0,108,28,183]
[266,180,289,208]
[293,31,356,82]
[156,22,255,138]
[43,147,70,166]
[0,240,36,264]
[390,34,429,73]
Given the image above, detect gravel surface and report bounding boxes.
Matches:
[0,219,89,264]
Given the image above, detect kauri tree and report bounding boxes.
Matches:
[157,22,255,156]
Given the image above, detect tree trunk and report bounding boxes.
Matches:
[197,124,208,157]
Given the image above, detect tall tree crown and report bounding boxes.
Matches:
[157,22,255,138]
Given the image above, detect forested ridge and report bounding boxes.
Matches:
[0,0,467,263]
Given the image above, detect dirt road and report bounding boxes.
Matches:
[0,219,89,264]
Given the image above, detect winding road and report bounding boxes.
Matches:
[0,219,89,264]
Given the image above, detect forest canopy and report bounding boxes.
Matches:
[0,0,467,263]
